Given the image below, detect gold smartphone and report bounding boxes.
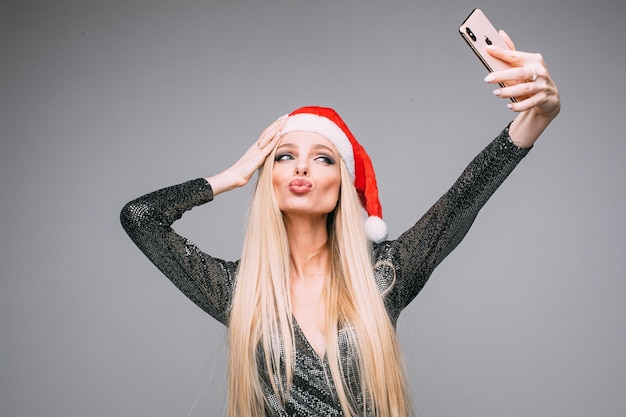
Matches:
[459,8,517,101]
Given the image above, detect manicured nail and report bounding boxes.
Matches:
[484,74,495,82]
[506,103,513,109]
[493,89,501,96]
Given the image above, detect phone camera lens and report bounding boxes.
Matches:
[466,27,477,42]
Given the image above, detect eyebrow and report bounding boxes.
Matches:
[277,142,337,154]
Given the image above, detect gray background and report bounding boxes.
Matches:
[2,0,625,416]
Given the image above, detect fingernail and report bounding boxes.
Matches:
[484,74,495,82]
[486,45,496,50]
[493,89,501,96]
[506,103,513,109]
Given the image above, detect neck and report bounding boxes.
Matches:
[284,215,330,280]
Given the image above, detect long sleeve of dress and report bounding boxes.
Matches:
[377,126,531,323]
[120,178,237,325]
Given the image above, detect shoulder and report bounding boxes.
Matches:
[372,241,398,296]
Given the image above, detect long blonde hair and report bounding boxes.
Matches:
[227,146,413,417]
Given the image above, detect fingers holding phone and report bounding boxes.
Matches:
[485,48,559,117]
[460,9,559,117]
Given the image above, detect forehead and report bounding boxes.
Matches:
[279,131,339,152]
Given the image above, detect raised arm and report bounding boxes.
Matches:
[380,126,530,320]
[120,179,238,324]
[120,115,288,324]
[381,32,560,318]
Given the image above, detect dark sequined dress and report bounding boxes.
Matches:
[120,126,529,416]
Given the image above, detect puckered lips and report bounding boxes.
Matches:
[288,178,312,195]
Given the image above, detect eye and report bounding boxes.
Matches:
[275,153,294,162]
[315,154,335,165]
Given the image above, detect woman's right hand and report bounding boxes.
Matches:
[205,114,288,196]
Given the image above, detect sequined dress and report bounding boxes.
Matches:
[120,126,529,416]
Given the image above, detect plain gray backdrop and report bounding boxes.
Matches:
[2,1,625,416]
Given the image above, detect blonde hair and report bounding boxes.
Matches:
[227,147,413,417]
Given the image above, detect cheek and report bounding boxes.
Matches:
[328,178,341,195]
[271,164,287,187]
[320,172,341,203]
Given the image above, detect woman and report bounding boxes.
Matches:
[121,34,560,417]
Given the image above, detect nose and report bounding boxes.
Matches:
[294,157,309,176]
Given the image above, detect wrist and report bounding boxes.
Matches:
[205,170,242,197]
[509,109,556,148]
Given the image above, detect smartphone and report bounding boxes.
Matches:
[459,8,512,73]
[459,8,516,100]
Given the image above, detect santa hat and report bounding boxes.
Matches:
[281,106,388,243]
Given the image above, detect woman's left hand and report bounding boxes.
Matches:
[485,30,560,120]
[485,30,560,148]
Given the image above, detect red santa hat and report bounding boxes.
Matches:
[281,106,388,243]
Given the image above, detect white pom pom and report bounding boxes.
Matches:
[365,216,388,243]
